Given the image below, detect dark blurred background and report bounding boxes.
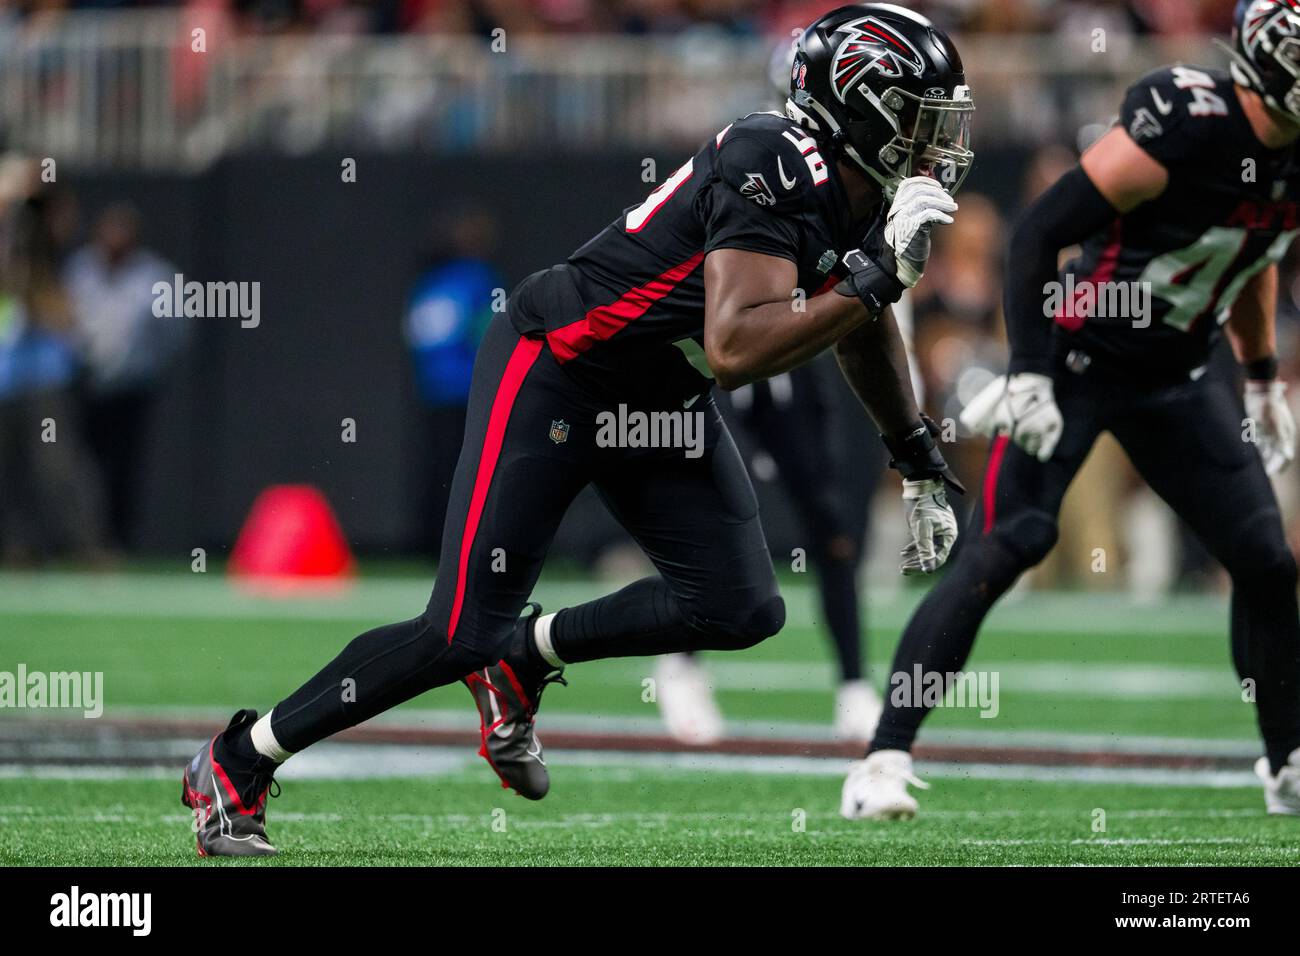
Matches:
[2,0,1297,596]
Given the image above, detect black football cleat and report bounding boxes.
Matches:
[181,709,280,857]
[465,603,567,800]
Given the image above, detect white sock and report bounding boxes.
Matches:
[250,711,293,764]
[533,612,565,668]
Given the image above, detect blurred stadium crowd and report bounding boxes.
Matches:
[10,150,1300,597]
[0,0,1234,38]
[4,0,1300,601]
[0,156,188,564]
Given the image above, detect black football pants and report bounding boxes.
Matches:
[710,359,883,682]
[271,314,784,752]
[870,355,1300,771]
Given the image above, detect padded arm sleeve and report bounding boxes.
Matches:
[1004,166,1121,375]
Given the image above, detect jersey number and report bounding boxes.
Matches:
[781,129,829,186]
[1170,67,1228,117]
[1138,226,1297,330]
[626,159,694,233]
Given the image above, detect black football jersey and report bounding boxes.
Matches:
[509,112,871,403]
[1059,66,1300,377]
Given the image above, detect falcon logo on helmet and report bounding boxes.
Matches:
[831,16,926,100]
[783,3,975,199]
[1220,0,1300,124]
[1241,0,1300,54]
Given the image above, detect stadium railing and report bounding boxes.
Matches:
[0,11,1214,169]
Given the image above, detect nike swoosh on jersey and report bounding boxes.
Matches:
[777,156,798,191]
[1150,88,1173,115]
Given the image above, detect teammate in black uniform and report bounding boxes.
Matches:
[180,3,976,855]
[842,0,1300,821]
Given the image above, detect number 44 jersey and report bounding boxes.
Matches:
[507,112,868,404]
[1060,65,1300,378]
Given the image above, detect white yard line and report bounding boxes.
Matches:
[57,704,1259,755]
[675,659,1233,698]
[0,742,1264,788]
[0,571,1232,636]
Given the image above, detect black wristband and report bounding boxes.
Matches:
[881,415,965,495]
[1245,355,1279,382]
[834,249,906,315]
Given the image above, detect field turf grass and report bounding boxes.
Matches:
[2,570,1299,865]
[3,769,1298,866]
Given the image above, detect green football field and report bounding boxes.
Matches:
[3,771,1297,867]
[2,568,1298,866]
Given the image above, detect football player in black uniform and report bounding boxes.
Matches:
[180,2,975,855]
[651,42,906,746]
[656,358,890,745]
[843,0,1300,821]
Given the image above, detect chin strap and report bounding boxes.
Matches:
[829,127,900,198]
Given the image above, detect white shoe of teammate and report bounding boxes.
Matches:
[1256,746,1300,815]
[654,653,724,745]
[840,749,929,820]
[833,680,882,743]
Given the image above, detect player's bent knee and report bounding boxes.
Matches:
[1260,542,1299,590]
[444,641,501,676]
[743,593,786,645]
[404,610,502,673]
[992,509,1059,568]
[684,593,786,651]
[1226,509,1297,590]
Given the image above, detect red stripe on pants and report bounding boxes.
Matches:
[447,336,544,642]
[982,434,1011,535]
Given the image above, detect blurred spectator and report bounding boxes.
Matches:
[64,202,190,548]
[0,0,1269,592]
[1020,143,1077,207]
[403,205,501,550]
[0,155,111,566]
[0,0,1242,36]
[1135,0,1233,36]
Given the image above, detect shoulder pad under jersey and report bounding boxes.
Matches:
[1119,65,1231,166]
[713,112,831,216]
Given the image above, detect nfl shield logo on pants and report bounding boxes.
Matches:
[549,419,570,444]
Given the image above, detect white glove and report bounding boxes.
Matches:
[883,176,958,288]
[1246,380,1296,476]
[900,478,958,575]
[960,372,1064,463]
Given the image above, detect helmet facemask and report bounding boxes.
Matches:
[844,85,975,198]
[1267,34,1300,120]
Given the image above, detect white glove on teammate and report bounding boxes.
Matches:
[1245,380,1297,476]
[884,176,958,288]
[960,372,1064,463]
[900,478,958,575]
